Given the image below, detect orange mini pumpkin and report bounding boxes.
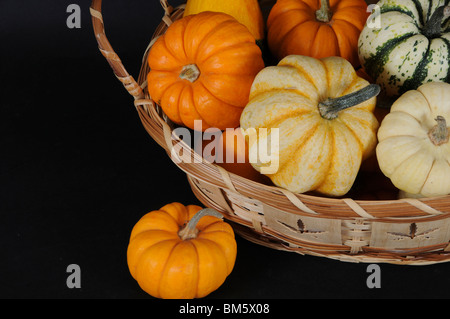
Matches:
[267,0,369,67]
[147,12,265,131]
[127,202,237,299]
[215,128,272,184]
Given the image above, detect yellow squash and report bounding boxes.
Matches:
[240,55,380,197]
[183,0,265,41]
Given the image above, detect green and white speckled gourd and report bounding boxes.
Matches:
[358,0,450,97]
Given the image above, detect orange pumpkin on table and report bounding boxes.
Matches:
[147,11,265,131]
[127,202,237,299]
[267,0,369,67]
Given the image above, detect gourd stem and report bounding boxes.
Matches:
[423,5,450,38]
[428,116,449,146]
[319,84,381,120]
[316,0,333,23]
[179,64,200,83]
[178,208,223,240]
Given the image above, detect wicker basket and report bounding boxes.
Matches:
[90,0,450,265]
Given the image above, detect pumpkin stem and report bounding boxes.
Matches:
[316,0,333,23]
[428,116,449,146]
[318,84,380,120]
[178,208,223,240]
[179,64,200,83]
[423,5,450,38]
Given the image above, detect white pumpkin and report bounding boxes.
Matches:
[376,82,450,197]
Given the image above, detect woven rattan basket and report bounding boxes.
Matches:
[91,0,450,265]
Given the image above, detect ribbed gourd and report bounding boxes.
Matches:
[358,0,450,97]
[240,55,380,197]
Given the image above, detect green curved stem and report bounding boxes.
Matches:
[178,208,223,240]
[423,5,450,38]
[318,84,380,120]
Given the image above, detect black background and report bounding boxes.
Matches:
[1,0,450,301]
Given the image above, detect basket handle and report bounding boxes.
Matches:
[90,0,173,101]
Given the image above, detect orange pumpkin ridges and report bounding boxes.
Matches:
[267,0,369,67]
[127,202,237,299]
[147,11,265,132]
[214,128,273,185]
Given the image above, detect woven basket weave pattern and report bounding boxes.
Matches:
[91,0,450,265]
